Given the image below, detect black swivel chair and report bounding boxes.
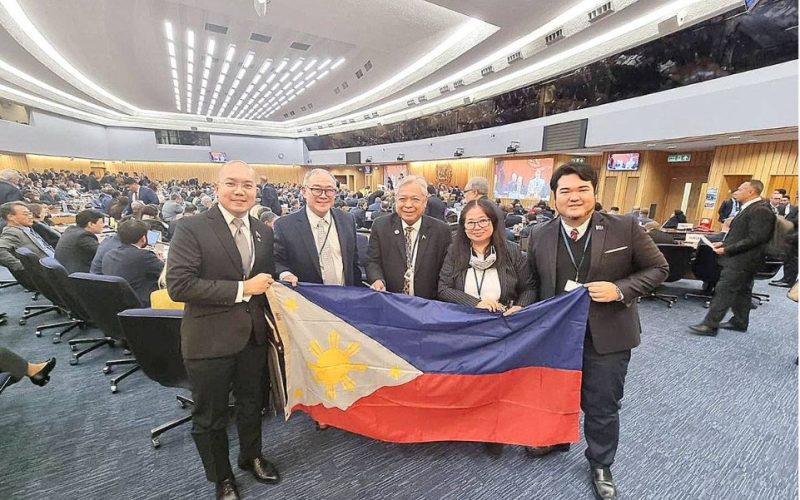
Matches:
[643,244,694,307]
[752,258,784,305]
[67,273,142,393]
[117,308,192,448]
[38,257,98,347]
[0,372,12,395]
[685,244,721,307]
[14,248,65,328]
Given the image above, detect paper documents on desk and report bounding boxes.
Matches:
[698,234,716,247]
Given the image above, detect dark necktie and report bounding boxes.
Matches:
[570,228,579,242]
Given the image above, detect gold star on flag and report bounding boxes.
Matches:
[283,298,299,312]
[293,388,303,398]
[389,366,402,380]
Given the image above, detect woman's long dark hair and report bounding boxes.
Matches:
[448,198,510,273]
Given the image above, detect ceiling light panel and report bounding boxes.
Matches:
[186,29,195,112]
[164,21,180,111]
[208,43,235,115]
[228,57,274,119]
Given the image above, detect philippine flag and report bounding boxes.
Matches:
[268,283,589,446]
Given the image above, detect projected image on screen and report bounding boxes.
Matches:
[607,153,640,171]
[494,158,554,201]
[384,164,409,190]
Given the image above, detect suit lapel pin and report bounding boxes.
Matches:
[422,234,427,240]
[394,229,400,235]
[595,225,604,231]
[255,231,262,242]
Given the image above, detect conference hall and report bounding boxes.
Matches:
[0,0,797,499]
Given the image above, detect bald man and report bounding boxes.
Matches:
[167,160,280,499]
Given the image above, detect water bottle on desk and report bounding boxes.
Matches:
[60,200,68,214]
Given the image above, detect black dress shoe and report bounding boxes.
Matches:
[769,281,792,288]
[719,321,747,332]
[483,442,504,457]
[215,478,239,500]
[30,358,56,387]
[689,324,717,336]
[591,466,616,500]
[524,442,571,457]
[239,457,280,484]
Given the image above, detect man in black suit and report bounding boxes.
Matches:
[690,180,776,335]
[0,169,24,205]
[274,168,361,287]
[125,177,159,213]
[54,209,103,273]
[717,190,739,223]
[424,184,447,221]
[350,199,368,229]
[259,176,282,215]
[771,194,798,287]
[526,162,668,500]
[101,219,163,307]
[167,161,280,500]
[366,175,451,299]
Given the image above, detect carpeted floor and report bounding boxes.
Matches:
[0,275,796,499]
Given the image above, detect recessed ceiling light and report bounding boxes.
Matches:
[203,68,210,79]
[236,68,246,80]
[279,73,289,82]
[283,81,292,90]
[168,43,176,57]
[666,145,677,149]
[258,59,272,73]
[316,70,329,80]
[330,58,345,70]
[306,80,316,89]
[187,30,195,49]
[225,45,236,62]
[275,59,288,72]
[164,21,174,41]
[221,62,230,75]
[318,58,332,71]
[290,59,303,72]
[304,59,317,72]
[746,139,758,142]
[265,73,276,84]
[728,135,741,140]
[292,72,304,82]
[207,39,216,55]
[243,51,255,69]
[304,70,317,81]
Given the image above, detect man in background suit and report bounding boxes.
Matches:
[690,180,776,335]
[424,184,447,221]
[0,169,24,204]
[101,219,163,307]
[0,201,54,274]
[771,194,798,287]
[274,168,361,287]
[717,190,739,223]
[526,162,668,500]
[54,209,104,273]
[168,161,280,500]
[125,177,159,213]
[260,176,282,215]
[367,175,451,299]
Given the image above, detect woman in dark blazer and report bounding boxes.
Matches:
[437,198,534,456]
[438,198,535,315]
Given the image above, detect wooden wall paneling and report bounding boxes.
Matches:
[602,177,617,209]
[0,153,28,172]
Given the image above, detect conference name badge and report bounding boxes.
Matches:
[564,280,582,292]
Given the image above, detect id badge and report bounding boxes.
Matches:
[564,280,582,292]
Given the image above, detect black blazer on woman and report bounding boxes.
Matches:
[437,241,535,308]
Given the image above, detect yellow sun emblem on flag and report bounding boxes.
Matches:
[307,330,368,400]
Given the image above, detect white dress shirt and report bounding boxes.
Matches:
[279,207,345,285]
[218,204,255,302]
[561,217,592,240]
[401,217,422,296]
[463,254,502,302]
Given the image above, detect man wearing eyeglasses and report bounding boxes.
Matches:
[273,168,362,287]
[366,175,451,298]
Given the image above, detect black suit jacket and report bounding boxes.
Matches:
[438,241,535,308]
[128,185,160,207]
[0,181,23,204]
[273,208,362,286]
[527,212,668,354]
[425,196,447,221]
[101,244,163,307]
[720,199,776,271]
[366,213,451,299]
[167,205,275,360]
[54,226,99,273]
[261,184,282,215]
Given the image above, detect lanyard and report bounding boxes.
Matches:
[472,268,487,296]
[317,218,334,257]
[560,225,591,282]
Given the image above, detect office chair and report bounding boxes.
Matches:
[643,244,694,307]
[752,258,784,305]
[117,308,192,448]
[356,232,369,280]
[67,273,142,393]
[14,248,64,327]
[38,257,94,344]
[0,372,12,395]
[684,244,720,308]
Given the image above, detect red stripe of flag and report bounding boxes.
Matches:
[293,366,582,446]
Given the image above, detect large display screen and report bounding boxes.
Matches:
[607,153,640,171]
[383,164,409,189]
[493,158,554,201]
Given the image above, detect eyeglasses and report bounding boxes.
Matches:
[464,218,491,230]
[305,186,337,197]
